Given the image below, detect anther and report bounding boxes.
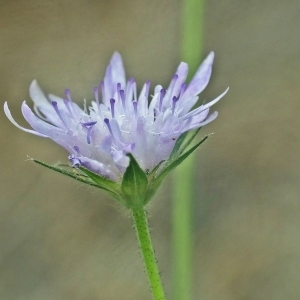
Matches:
[110,98,115,118]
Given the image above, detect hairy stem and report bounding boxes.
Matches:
[132,208,166,300]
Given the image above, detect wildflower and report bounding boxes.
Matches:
[4,52,227,205]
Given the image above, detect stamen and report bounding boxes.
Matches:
[80,121,97,144]
[110,98,115,118]
[117,83,121,92]
[86,127,93,144]
[133,101,138,116]
[159,89,166,111]
[64,89,73,102]
[119,90,126,109]
[52,101,69,129]
[104,118,114,140]
[172,96,178,114]
[63,99,73,116]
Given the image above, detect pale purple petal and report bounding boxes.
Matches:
[110,52,126,88]
[29,80,52,109]
[21,102,66,138]
[181,51,215,101]
[183,111,219,132]
[4,102,48,137]
[180,87,229,119]
[137,82,150,116]
[171,62,189,98]
[104,52,126,101]
[29,81,67,126]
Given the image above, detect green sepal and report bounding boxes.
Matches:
[121,153,148,208]
[144,135,209,204]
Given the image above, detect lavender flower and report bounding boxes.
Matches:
[4,52,227,183]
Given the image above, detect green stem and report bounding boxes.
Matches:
[132,208,166,300]
[181,0,205,78]
[172,156,194,300]
[172,0,205,299]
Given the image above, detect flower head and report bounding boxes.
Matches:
[4,52,227,188]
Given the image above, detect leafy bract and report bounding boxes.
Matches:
[31,134,209,207]
[121,154,148,208]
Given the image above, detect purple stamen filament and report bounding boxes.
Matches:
[119,90,125,110]
[104,118,116,142]
[64,89,72,102]
[117,83,121,92]
[172,96,178,114]
[133,101,137,116]
[80,121,97,144]
[52,101,69,129]
[63,99,73,117]
[110,98,115,118]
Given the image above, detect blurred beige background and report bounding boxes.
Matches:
[1,0,300,299]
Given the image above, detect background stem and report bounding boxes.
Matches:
[172,0,205,299]
[132,208,166,300]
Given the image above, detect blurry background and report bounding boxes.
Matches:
[1,0,300,299]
